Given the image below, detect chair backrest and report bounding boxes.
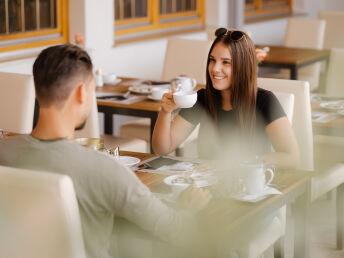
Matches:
[0,165,86,258]
[162,38,212,85]
[74,93,100,138]
[284,18,326,49]
[318,10,344,49]
[258,78,313,171]
[273,92,294,124]
[325,48,344,97]
[284,18,326,91]
[0,72,35,133]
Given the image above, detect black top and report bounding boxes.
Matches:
[179,88,286,160]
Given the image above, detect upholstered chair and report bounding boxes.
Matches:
[318,10,344,49]
[265,18,326,91]
[0,72,35,134]
[119,38,212,153]
[0,165,86,258]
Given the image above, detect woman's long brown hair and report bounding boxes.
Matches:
[205,30,258,137]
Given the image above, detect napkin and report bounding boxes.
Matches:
[228,186,282,202]
[96,92,146,104]
[157,161,195,171]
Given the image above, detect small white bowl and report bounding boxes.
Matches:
[103,74,118,84]
[173,91,197,108]
[151,87,170,100]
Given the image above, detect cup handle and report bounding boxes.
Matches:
[191,78,197,89]
[264,168,274,186]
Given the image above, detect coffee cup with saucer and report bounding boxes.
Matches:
[148,87,170,101]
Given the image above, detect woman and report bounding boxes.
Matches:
[152,28,299,169]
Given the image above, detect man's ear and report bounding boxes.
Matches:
[75,83,86,104]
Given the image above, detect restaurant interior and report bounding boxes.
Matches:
[1,0,344,257]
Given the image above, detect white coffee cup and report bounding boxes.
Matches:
[171,76,197,92]
[242,163,274,195]
[173,91,197,108]
[151,87,170,100]
[102,73,117,84]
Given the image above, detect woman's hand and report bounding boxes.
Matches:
[161,92,178,114]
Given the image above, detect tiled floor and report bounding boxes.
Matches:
[308,197,344,258]
[263,195,344,258]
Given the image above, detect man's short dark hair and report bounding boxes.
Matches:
[33,44,93,107]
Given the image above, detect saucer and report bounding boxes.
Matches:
[128,85,152,95]
[163,173,217,188]
[104,78,122,85]
[119,156,140,167]
[228,186,281,203]
[320,101,344,111]
[147,95,161,101]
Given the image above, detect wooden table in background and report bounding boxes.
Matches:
[97,78,161,138]
[96,78,204,152]
[123,151,313,258]
[258,46,330,93]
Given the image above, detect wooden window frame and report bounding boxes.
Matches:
[0,0,68,52]
[114,0,205,42]
[245,0,293,22]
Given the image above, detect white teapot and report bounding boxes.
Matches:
[170,75,197,92]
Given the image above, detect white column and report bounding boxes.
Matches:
[205,0,244,29]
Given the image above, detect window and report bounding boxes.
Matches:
[245,0,292,22]
[114,0,205,42]
[0,0,68,52]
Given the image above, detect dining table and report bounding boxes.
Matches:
[257,45,331,93]
[122,150,313,258]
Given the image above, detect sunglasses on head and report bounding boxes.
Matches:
[215,27,245,41]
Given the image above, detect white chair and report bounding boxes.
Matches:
[0,72,35,133]
[318,11,344,49]
[119,38,212,151]
[161,37,212,84]
[311,48,344,249]
[75,94,148,152]
[220,82,298,258]
[0,165,86,258]
[266,18,326,91]
[323,48,344,97]
[258,78,314,171]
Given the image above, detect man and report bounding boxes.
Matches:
[0,44,211,258]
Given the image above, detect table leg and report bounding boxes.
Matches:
[318,56,330,94]
[149,114,158,153]
[290,67,298,80]
[274,236,284,258]
[104,112,113,135]
[292,182,311,258]
[336,183,344,250]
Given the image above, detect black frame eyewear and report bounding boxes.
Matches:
[215,27,245,41]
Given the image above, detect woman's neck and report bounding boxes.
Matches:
[221,90,232,111]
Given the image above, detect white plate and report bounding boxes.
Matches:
[128,85,152,95]
[104,78,122,85]
[228,186,282,203]
[119,156,140,167]
[320,101,344,111]
[163,173,217,188]
[147,95,161,101]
